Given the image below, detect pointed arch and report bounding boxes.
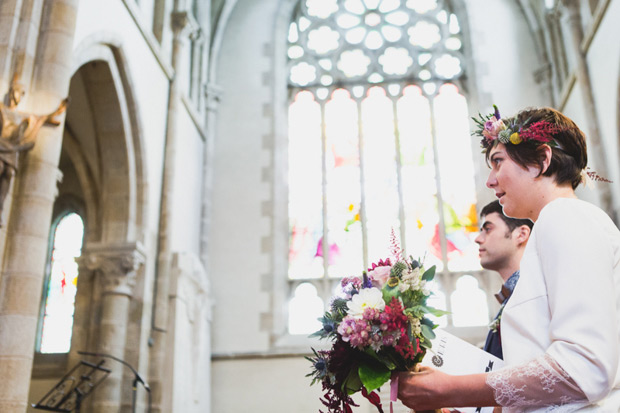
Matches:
[31,37,149,379]
[70,34,148,244]
[283,0,485,336]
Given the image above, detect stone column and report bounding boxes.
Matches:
[149,9,199,413]
[563,0,615,219]
[199,83,221,267]
[0,1,78,412]
[78,243,145,413]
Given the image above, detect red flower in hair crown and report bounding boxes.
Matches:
[472,105,563,149]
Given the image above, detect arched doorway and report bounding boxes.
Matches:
[29,45,148,413]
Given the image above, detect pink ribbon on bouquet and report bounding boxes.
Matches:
[390,371,399,413]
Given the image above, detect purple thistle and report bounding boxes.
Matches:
[493,104,500,120]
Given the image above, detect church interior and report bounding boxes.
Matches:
[0,0,619,412]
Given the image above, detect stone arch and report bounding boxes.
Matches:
[209,0,240,84]
[53,39,149,410]
[68,35,148,244]
[31,37,149,395]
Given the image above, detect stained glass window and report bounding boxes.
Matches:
[38,213,84,353]
[287,0,487,332]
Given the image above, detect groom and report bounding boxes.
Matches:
[475,200,533,359]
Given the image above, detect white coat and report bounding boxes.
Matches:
[500,198,620,412]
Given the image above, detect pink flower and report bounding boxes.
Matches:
[338,316,372,348]
[362,307,381,321]
[382,334,396,346]
[482,116,505,140]
[341,276,362,289]
[367,266,391,288]
[340,276,362,298]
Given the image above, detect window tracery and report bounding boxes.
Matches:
[287,0,487,334]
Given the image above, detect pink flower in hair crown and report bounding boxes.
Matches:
[482,116,506,140]
[472,105,506,147]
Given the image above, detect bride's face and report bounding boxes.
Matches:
[486,144,540,220]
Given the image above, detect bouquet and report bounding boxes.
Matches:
[306,235,446,413]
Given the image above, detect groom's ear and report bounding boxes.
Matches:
[515,225,531,246]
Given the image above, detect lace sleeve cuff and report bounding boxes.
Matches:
[486,354,587,408]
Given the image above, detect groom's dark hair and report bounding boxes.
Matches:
[480,200,533,236]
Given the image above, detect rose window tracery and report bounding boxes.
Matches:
[288,0,464,88]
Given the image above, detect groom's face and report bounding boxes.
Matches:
[474,212,517,273]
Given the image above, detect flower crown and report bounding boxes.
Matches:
[472,105,564,150]
[472,105,612,183]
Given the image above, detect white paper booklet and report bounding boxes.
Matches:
[420,329,504,413]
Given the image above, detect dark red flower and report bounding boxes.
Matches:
[317,339,362,413]
[394,335,417,361]
[361,387,384,413]
[368,258,391,272]
[519,121,563,143]
[380,297,408,333]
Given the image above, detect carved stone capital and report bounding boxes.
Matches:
[78,242,145,296]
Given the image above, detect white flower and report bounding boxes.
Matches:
[410,317,422,336]
[346,288,385,319]
[421,280,430,296]
[399,268,421,292]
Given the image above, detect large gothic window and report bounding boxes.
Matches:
[287,0,486,334]
[36,212,85,353]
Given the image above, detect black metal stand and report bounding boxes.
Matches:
[32,359,110,412]
[78,351,152,413]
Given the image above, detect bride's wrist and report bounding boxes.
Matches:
[446,374,496,408]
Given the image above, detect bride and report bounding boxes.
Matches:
[397,106,620,412]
